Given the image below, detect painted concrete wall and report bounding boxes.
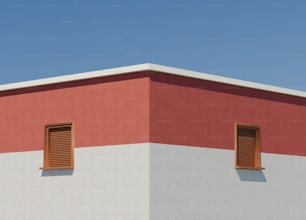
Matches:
[0,144,149,220]
[150,143,306,220]
[0,74,150,153]
[1,70,306,219]
[1,142,306,220]
[2,71,306,156]
[150,73,306,156]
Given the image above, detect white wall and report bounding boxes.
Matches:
[2,143,306,220]
[150,143,306,220]
[0,144,150,220]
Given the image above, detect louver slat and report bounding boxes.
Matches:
[237,127,257,168]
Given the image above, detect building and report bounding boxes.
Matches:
[1,63,306,220]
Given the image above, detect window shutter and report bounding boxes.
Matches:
[236,125,262,169]
[237,127,256,167]
[43,123,74,169]
[48,126,72,167]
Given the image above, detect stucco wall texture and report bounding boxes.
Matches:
[0,73,150,153]
[1,68,306,220]
[1,71,306,155]
[150,73,306,156]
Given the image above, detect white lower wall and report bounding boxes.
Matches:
[150,143,306,220]
[0,144,150,220]
[2,143,306,220]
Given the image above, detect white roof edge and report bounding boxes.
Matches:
[148,63,306,98]
[1,63,306,98]
[0,63,151,92]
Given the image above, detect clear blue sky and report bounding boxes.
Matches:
[1,0,306,90]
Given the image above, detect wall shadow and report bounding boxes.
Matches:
[236,169,267,182]
[41,169,74,177]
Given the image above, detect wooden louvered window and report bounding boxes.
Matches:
[43,123,74,169]
[235,124,263,170]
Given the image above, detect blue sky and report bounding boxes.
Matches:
[1,0,306,90]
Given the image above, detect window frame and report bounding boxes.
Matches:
[41,122,75,170]
[235,123,264,170]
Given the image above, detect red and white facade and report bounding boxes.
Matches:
[1,63,306,219]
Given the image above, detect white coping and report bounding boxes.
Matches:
[1,63,306,98]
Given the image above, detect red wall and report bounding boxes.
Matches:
[0,73,150,153]
[2,70,306,156]
[150,73,306,156]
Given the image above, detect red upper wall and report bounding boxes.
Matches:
[150,73,306,156]
[1,70,306,156]
[0,73,150,153]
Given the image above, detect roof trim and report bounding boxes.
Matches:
[0,63,151,92]
[1,63,306,98]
